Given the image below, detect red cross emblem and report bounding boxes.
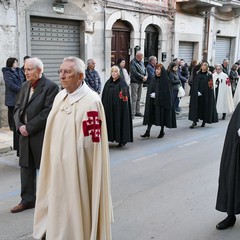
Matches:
[82,111,102,142]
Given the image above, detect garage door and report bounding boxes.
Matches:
[215,37,231,65]
[30,17,80,84]
[178,41,194,66]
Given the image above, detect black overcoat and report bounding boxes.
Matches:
[14,75,59,168]
[188,70,218,123]
[102,77,133,144]
[216,102,240,214]
[143,68,176,128]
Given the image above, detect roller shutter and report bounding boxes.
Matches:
[215,37,231,65]
[178,42,194,66]
[30,17,80,84]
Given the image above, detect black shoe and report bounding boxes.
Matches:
[157,132,165,138]
[201,121,205,127]
[141,130,150,138]
[222,113,226,120]
[216,215,236,230]
[135,112,144,117]
[117,142,126,147]
[189,122,197,129]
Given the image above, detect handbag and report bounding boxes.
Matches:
[178,86,185,97]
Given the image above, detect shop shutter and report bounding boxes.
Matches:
[30,17,80,84]
[178,42,194,66]
[215,37,231,65]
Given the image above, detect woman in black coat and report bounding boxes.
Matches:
[2,57,24,130]
[141,64,176,138]
[188,61,218,128]
[102,66,133,147]
[168,62,181,114]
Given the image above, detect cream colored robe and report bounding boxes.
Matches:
[212,71,234,114]
[33,82,113,240]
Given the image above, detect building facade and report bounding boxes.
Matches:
[0,0,240,126]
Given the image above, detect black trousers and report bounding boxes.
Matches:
[20,149,37,204]
[7,106,14,131]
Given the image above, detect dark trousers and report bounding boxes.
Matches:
[20,150,37,204]
[172,90,180,112]
[7,106,14,131]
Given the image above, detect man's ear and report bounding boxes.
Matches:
[79,72,84,80]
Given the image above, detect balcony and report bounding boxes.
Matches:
[177,0,222,13]
[217,0,240,12]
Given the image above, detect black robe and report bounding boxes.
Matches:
[216,102,240,215]
[143,68,176,128]
[188,70,218,123]
[102,77,133,144]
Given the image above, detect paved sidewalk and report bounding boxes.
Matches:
[0,93,190,155]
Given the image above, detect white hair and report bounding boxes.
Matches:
[25,57,44,75]
[63,56,85,78]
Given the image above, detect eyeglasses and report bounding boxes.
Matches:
[57,69,73,75]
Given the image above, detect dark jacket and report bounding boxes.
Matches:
[102,77,133,144]
[216,102,240,214]
[143,68,176,128]
[130,58,147,84]
[146,63,155,84]
[14,75,59,168]
[2,67,24,106]
[168,71,181,91]
[188,70,218,123]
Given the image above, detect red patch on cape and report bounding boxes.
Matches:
[82,111,102,142]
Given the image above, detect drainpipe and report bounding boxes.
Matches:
[103,1,106,83]
[15,0,20,62]
[203,10,210,62]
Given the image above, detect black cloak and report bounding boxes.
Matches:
[143,67,176,128]
[102,77,133,144]
[188,70,218,123]
[216,102,240,215]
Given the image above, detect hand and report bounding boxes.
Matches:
[150,92,156,98]
[238,128,240,137]
[143,76,148,82]
[19,125,29,137]
[198,91,202,96]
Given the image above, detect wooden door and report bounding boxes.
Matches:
[111,20,131,72]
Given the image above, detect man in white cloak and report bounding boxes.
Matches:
[33,57,113,240]
[213,64,234,120]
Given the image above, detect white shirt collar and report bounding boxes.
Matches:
[62,81,89,105]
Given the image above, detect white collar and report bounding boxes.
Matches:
[62,81,89,105]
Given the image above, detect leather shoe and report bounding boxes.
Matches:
[135,112,143,117]
[189,122,197,129]
[117,142,126,147]
[216,215,236,230]
[157,132,165,138]
[11,202,35,213]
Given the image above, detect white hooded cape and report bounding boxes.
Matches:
[33,82,113,240]
[212,71,234,114]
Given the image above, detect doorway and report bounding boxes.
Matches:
[111,20,131,72]
[144,24,159,66]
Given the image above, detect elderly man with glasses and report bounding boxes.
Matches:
[33,57,113,240]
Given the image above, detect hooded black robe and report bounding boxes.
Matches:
[216,102,240,214]
[188,70,218,123]
[143,67,176,128]
[102,77,133,144]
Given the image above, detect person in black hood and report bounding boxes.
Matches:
[141,63,176,138]
[215,102,240,230]
[188,61,218,128]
